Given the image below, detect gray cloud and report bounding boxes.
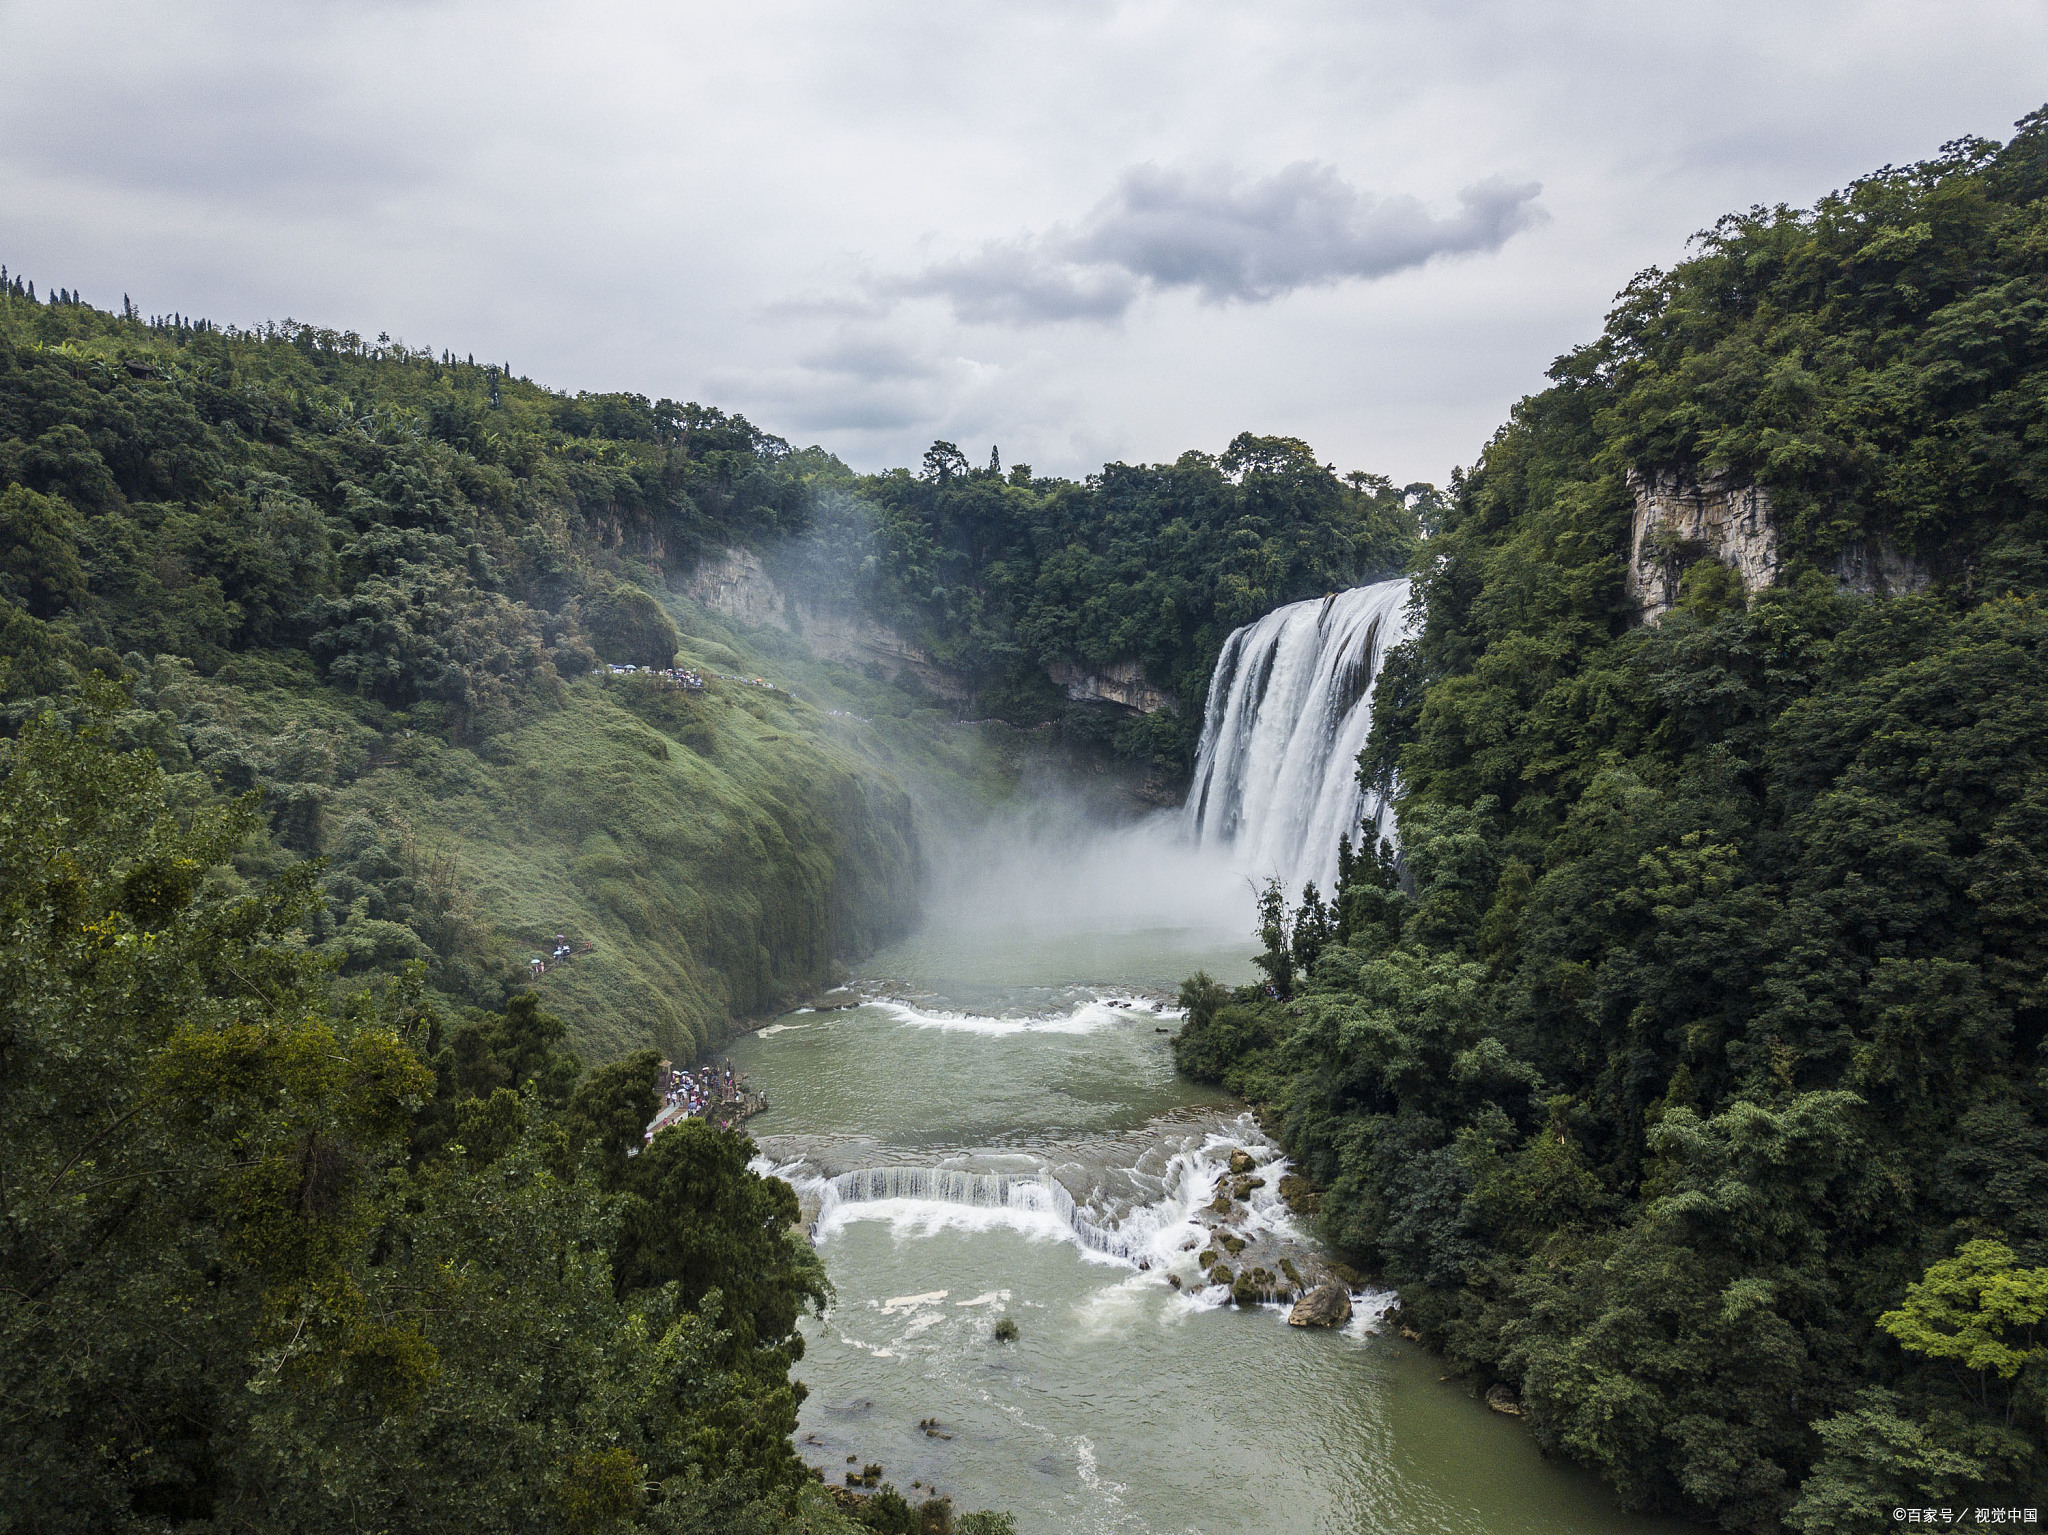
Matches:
[796,332,942,382]
[3,0,2042,483]
[881,162,1546,325]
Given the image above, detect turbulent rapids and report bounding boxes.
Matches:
[1184,576,1414,893]
[820,1166,1134,1259]
[764,1108,1342,1298]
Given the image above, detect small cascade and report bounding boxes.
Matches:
[823,1166,1131,1259]
[765,1120,1343,1298]
[1183,577,1414,895]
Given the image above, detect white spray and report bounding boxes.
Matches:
[1183,577,1414,896]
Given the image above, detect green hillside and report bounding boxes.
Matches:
[1176,112,2048,1528]
[0,290,1016,1058]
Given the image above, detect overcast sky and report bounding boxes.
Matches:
[4,1,2046,485]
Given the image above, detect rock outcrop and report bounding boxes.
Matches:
[1626,470,1930,622]
[679,548,971,703]
[682,546,1174,714]
[1830,535,1930,599]
[1485,1384,1522,1416]
[1625,470,1779,622]
[1046,659,1176,715]
[684,546,790,630]
[1287,1281,1352,1328]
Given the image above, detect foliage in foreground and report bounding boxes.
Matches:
[0,697,878,1534]
[1177,114,2048,1530]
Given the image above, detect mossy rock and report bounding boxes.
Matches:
[1208,1193,1234,1214]
[1278,1174,1320,1214]
[1198,1248,1220,1269]
[992,1316,1019,1342]
[1279,1257,1303,1287]
[1210,1266,1234,1287]
[1220,1234,1246,1256]
[1228,1149,1256,1175]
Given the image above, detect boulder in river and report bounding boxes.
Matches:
[1228,1149,1256,1175]
[1278,1173,1320,1214]
[1486,1384,1523,1416]
[1287,1282,1352,1328]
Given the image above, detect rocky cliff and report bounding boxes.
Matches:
[681,548,1175,715]
[1046,659,1177,715]
[1625,470,1927,621]
[1624,470,1780,621]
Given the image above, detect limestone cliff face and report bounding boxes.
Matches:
[787,607,973,704]
[1829,535,1930,599]
[1625,470,1779,621]
[683,547,790,630]
[679,547,970,702]
[1626,470,1927,621]
[680,547,1178,714]
[1047,659,1177,715]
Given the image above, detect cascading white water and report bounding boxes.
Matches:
[767,1126,1307,1282]
[1183,577,1414,896]
[823,1167,1132,1258]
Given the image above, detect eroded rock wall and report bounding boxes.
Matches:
[1625,470,1779,621]
[1626,471,1928,621]
[680,547,972,701]
[681,546,1178,714]
[1046,659,1177,715]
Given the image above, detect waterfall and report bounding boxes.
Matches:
[1183,577,1414,896]
[824,1166,1133,1259]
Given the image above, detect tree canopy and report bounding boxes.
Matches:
[1175,109,2048,1530]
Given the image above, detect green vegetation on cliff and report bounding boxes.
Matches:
[780,436,1422,765]
[0,278,1414,1052]
[1176,113,2048,1529]
[0,265,1405,1535]
[0,698,843,1531]
[0,287,948,1058]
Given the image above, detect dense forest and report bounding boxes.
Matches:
[0,266,1408,1530]
[1175,115,2048,1527]
[776,436,1420,764]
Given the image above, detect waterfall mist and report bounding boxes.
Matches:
[921,796,1254,943]
[1184,577,1414,896]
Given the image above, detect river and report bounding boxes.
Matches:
[727,812,1684,1535]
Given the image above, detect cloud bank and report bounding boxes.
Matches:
[883,162,1546,324]
[3,0,2043,480]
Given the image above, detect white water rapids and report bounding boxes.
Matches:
[1183,576,1414,895]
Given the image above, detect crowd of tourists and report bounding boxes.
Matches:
[601,663,706,689]
[657,1059,743,1119]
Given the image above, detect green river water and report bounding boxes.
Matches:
[725,824,1685,1535]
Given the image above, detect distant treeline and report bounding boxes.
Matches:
[1,273,1419,772]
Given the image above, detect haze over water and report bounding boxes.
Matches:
[729,806,1682,1535]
